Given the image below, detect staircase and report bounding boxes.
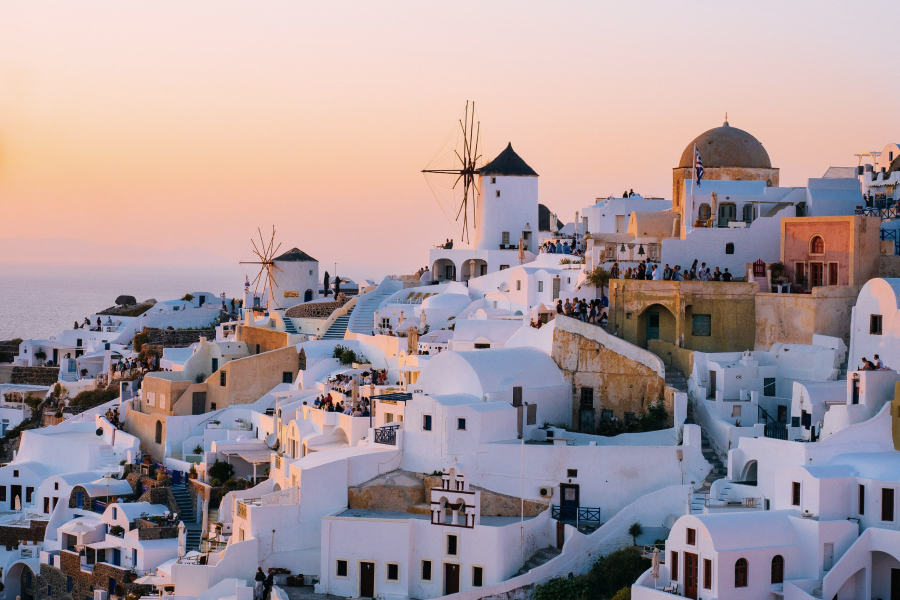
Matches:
[171,483,202,550]
[515,546,562,576]
[322,309,353,340]
[282,316,298,335]
[98,445,119,472]
[348,283,403,335]
[664,366,688,393]
[685,400,727,514]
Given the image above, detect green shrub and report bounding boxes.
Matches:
[611,587,631,600]
[586,547,649,598]
[208,459,235,483]
[534,576,589,600]
[70,388,119,408]
[181,294,195,302]
[133,330,149,352]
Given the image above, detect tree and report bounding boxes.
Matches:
[585,266,612,291]
[181,294,195,302]
[208,459,235,483]
[628,522,644,546]
[323,272,331,297]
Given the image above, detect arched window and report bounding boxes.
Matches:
[735,558,748,587]
[771,555,784,584]
[698,204,711,221]
[743,204,754,223]
[155,420,162,444]
[810,236,824,254]
[725,243,735,255]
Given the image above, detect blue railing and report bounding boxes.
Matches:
[374,424,400,445]
[856,204,900,219]
[551,505,601,525]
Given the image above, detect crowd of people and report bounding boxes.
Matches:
[556,294,608,325]
[609,259,735,282]
[539,239,583,256]
[310,394,371,417]
[859,354,889,371]
[74,316,116,331]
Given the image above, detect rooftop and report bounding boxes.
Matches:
[479,143,538,177]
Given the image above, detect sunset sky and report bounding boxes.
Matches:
[1,1,899,280]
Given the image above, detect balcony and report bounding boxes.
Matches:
[374,424,400,446]
[551,505,601,527]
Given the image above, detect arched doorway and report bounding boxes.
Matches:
[462,259,488,282]
[636,304,677,349]
[740,460,757,484]
[304,289,313,302]
[432,259,457,282]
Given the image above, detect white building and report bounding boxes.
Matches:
[848,277,900,371]
[581,195,672,237]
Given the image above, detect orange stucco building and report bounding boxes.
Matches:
[780,215,881,289]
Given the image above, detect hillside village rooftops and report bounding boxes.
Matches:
[333,508,534,527]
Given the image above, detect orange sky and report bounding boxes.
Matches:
[1,1,899,279]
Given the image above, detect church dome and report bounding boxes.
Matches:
[678,120,771,169]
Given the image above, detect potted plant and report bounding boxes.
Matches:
[110,525,125,537]
[34,348,47,365]
[193,444,204,455]
[189,464,198,480]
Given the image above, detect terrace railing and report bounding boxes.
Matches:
[374,424,400,446]
[551,505,601,526]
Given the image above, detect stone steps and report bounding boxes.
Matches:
[515,546,561,576]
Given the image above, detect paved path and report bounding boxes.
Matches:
[281,585,343,600]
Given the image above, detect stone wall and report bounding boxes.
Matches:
[0,519,48,549]
[135,520,178,540]
[39,550,146,600]
[10,366,59,386]
[754,285,860,350]
[145,328,216,348]
[551,316,668,431]
[284,294,348,318]
[235,325,291,354]
[880,255,900,278]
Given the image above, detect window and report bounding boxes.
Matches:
[828,262,838,285]
[792,482,801,506]
[725,242,735,254]
[734,558,748,587]
[491,177,496,184]
[499,265,509,270]
[155,421,162,444]
[282,372,293,384]
[771,555,784,584]
[160,394,166,410]
[743,203,754,223]
[212,358,218,372]
[691,314,711,336]
[698,203,710,221]
[447,534,458,556]
[386,563,399,581]
[423,415,432,431]
[686,528,696,545]
[516,280,521,291]
[859,484,865,515]
[220,371,227,386]
[0,487,6,502]
[512,386,523,407]
[421,560,433,581]
[13,470,18,478]
[502,232,510,245]
[496,190,500,197]
[580,387,593,408]
[474,343,490,349]
[472,566,484,587]
[671,551,678,580]
[457,418,466,430]
[147,392,155,406]
[871,314,883,335]
[44,497,50,513]
[763,377,776,397]
[810,235,824,254]
[567,469,578,478]
[210,403,216,411]
[882,488,895,521]
[538,281,544,292]
[55,482,59,490]
[26,487,34,503]
[795,262,806,287]
[703,558,712,589]
[624,412,636,425]
[255,344,260,354]
[335,559,348,578]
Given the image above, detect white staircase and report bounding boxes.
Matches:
[98,445,119,471]
[347,279,405,335]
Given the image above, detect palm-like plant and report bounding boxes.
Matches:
[627,521,643,546]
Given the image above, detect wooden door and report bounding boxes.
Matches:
[718,204,736,227]
[359,562,375,598]
[191,392,206,415]
[559,483,580,522]
[444,563,460,595]
[684,553,698,599]
[810,262,824,287]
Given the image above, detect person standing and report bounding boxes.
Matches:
[663,264,672,280]
[652,265,662,281]
[722,268,733,282]
[254,568,265,600]
[263,569,274,600]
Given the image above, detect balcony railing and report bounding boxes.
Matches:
[374,424,400,446]
[551,505,601,526]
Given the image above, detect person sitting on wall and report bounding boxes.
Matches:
[874,354,884,369]
[860,357,876,371]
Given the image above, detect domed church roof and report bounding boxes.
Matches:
[479,143,538,177]
[678,120,772,169]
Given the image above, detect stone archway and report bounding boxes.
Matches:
[432,259,457,282]
[636,303,677,349]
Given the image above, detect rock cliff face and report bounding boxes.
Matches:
[348,471,549,517]
[146,327,216,348]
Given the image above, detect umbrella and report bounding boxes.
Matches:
[134,575,169,586]
[177,522,186,558]
[14,495,20,511]
[651,547,660,589]
[92,475,119,499]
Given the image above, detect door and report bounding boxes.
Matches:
[823,542,834,571]
[891,568,900,600]
[810,262,824,287]
[708,370,716,398]
[615,215,626,233]
[718,203,736,227]
[191,392,206,415]
[359,562,375,598]
[777,405,788,424]
[684,553,698,599]
[52,348,58,364]
[304,289,313,302]
[646,312,660,342]
[579,409,595,433]
[559,483,580,522]
[556,520,565,550]
[444,563,460,595]
[11,485,22,509]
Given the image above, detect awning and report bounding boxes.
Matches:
[0,383,51,393]
[223,448,272,464]
[87,540,121,550]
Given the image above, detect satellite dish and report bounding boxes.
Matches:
[265,433,278,449]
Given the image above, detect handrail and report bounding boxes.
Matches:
[318,295,360,339]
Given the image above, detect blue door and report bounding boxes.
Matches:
[172,471,181,485]
[75,491,83,509]
[646,312,660,342]
[112,549,121,566]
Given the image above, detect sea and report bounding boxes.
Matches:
[0,263,245,341]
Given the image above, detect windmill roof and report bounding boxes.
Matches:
[274,248,318,263]
[479,143,538,177]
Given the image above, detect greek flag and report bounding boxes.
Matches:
[694,144,704,187]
